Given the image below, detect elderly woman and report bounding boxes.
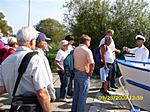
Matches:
[2,37,18,61]
[54,40,69,102]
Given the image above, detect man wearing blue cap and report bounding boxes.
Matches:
[35,32,56,102]
[123,35,149,62]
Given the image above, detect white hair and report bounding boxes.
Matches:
[16,26,39,43]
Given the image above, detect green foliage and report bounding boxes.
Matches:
[0,12,12,34]
[35,18,68,49]
[63,0,150,50]
[46,48,57,73]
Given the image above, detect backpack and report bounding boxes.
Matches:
[93,47,101,64]
[63,50,74,77]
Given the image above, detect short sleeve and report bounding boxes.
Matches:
[55,51,62,62]
[31,56,50,90]
[87,50,95,64]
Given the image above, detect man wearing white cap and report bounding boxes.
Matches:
[123,35,149,62]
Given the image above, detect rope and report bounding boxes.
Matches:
[118,76,136,111]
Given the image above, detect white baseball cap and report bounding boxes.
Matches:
[135,35,145,42]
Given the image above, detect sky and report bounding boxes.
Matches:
[0,0,67,34]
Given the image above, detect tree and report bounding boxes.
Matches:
[35,18,68,49]
[0,12,12,35]
[63,0,150,50]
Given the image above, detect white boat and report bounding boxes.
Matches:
[124,54,150,62]
[116,59,150,111]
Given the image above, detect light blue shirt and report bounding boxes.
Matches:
[0,46,50,99]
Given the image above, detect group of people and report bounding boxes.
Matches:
[0,26,149,112]
[54,34,95,112]
[0,27,55,112]
[99,29,149,96]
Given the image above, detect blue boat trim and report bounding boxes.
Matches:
[126,79,150,91]
[116,59,150,72]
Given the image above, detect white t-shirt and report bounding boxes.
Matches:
[99,37,116,59]
[55,49,69,70]
[104,46,115,64]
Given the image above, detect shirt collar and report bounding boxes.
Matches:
[16,46,33,52]
[35,47,45,55]
[138,45,145,49]
[79,44,88,47]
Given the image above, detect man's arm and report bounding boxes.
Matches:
[101,45,107,68]
[54,60,64,74]
[87,63,95,76]
[36,88,51,112]
[0,86,6,95]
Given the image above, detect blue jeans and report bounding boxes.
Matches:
[71,70,90,112]
[57,70,69,98]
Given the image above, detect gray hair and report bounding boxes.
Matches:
[105,35,112,43]
[16,26,39,43]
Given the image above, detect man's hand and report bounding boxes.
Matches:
[50,97,55,102]
[61,70,65,75]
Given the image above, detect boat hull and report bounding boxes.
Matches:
[116,59,150,111]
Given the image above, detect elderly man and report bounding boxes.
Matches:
[123,35,149,62]
[0,26,51,112]
[71,34,95,112]
[35,32,56,102]
[99,29,120,90]
[100,35,115,95]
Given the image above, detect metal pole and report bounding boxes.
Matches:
[28,0,31,26]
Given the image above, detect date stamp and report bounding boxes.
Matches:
[98,95,143,101]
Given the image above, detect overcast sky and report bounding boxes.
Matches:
[0,0,67,33]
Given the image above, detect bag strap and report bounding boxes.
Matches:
[12,52,37,97]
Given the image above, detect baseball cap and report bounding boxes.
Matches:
[135,35,145,42]
[36,32,51,42]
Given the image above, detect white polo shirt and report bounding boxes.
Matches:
[0,46,50,99]
[129,45,149,62]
